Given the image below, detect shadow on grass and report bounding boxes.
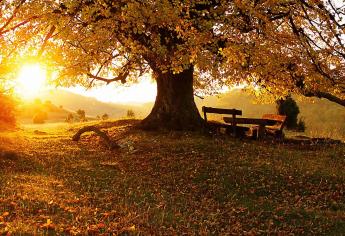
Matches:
[0,150,46,176]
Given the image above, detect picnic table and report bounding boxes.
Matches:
[202,106,287,139]
[223,114,287,139]
[223,117,271,139]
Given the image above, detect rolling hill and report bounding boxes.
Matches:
[17,90,152,123]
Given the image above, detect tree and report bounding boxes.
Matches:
[2,0,345,130]
[76,109,86,122]
[126,110,135,119]
[65,113,74,123]
[33,111,47,124]
[101,113,109,120]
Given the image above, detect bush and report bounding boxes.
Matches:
[76,109,86,122]
[33,111,47,124]
[65,113,74,123]
[276,96,300,129]
[126,109,135,118]
[0,93,16,129]
[296,117,306,132]
[102,113,109,120]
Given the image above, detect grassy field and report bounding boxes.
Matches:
[0,120,344,235]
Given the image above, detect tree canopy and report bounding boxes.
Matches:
[0,0,344,129]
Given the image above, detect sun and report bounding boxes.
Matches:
[16,63,47,99]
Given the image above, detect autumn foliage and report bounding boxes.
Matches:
[0,0,344,130]
[0,93,16,129]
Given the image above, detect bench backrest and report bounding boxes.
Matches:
[202,106,242,115]
[262,114,287,130]
[202,106,242,122]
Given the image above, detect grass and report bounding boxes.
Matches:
[0,120,344,235]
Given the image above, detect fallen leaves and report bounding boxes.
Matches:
[40,218,55,230]
[0,121,344,234]
[2,212,9,217]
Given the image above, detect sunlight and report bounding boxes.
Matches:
[16,63,47,99]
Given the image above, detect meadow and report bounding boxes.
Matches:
[0,120,344,235]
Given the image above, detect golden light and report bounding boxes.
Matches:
[16,63,47,99]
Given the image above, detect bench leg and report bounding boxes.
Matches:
[257,125,265,139]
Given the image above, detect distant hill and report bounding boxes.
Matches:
[17,99,72,123]
[40,90,130,117]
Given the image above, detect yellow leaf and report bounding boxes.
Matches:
[2,212,9,217]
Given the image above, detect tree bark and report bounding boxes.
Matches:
[140,66,204,130]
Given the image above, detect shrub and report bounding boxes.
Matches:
[126,109,135,118]
[102,113,109,120]
[276,96,300,129]
[65,113,74,123]
[33,111,47,124]
[296,117,306,132]
[76,109,86,122]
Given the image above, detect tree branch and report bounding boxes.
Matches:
[303,91,345,107]
[0,15,39,36]
[87,58,134,86]
[37,25,56,57]
[87,69,130,85]
[0,0,26,33]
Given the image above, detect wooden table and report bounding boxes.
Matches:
[223,117,275,139]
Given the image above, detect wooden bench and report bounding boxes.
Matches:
[258,114,287,138]
[202,106,242,134]
[223,114,287,139]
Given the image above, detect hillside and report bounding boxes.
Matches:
[41,90,148,119]
[17,90,151,124]
[17,99,72,124]
[0,120,344,234]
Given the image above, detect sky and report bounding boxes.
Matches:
[67,77,157,105]
[14,63,157,104]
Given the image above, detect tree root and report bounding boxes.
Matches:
[72,125,119,149]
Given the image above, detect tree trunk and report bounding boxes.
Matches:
[141,66,204,130]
